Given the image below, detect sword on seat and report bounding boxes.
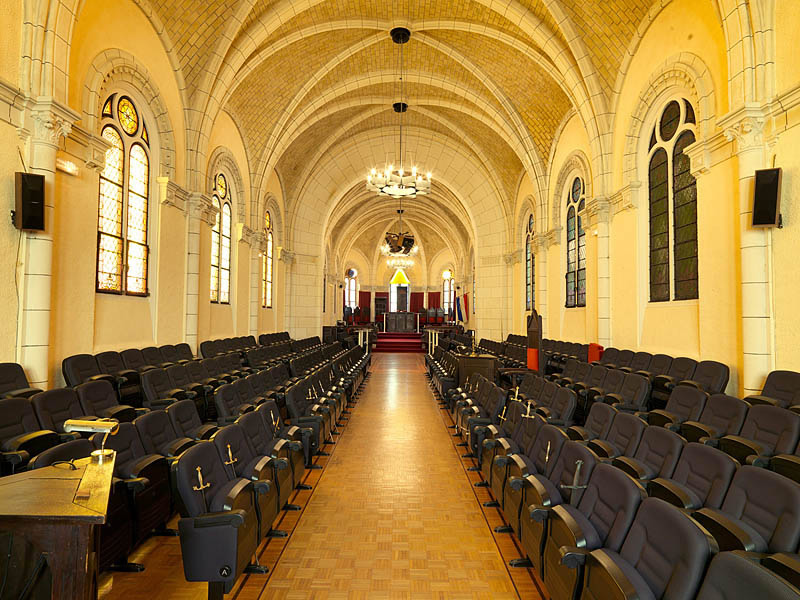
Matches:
[193,465,211,512]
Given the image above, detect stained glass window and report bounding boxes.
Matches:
[219,203,231,304]
[210,197,220,302]
[345,269,358,310]
[96,95,150,295]
[565,177,585,307]
[648,99,698,301]
[443,275,453,316]
[210,173,232,304]
[525,214,534,311]
[262,212,273,308]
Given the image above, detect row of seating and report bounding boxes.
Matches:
[433,372,800,599]
[199,336,259,358]
[478,338,527,368]
[259,331,292,346]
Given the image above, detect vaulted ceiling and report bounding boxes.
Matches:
[146,0,667,268]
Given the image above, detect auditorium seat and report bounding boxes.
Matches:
[647,442,738,510]
[31,388,96,436]
[166,399,218,441]
[593,347,619,367]
[185,359,223,390]
[678,393,748,443]
[0,397,61,474]
[604,373,652,413]
[643,384,708,427]
[587,412,646,459]
[680,360,730,395]
[141,368,190,409]
[94,351,141,403]
[566,365,607,407]
[542,464,646,600]
[714,404,800,465]
[566,402,617,442]
[62,353,119,389]
[133,409,195,459]
[634,353,672,383]
[692,465,800,553]
[607,349,634,371]
[610,425,685,482]
[476,399,524,471]
[651,356,698,407]
[512,441,598,575]
[557,360,591,387]
[120,348,158,373]
[255,401,316,469]
[28,438,141,572]
[211,424,281,538]
[167,364,212,416]
[696,551,800,600]
[618,351,652,374]
[572,497,717,600]
[0,363,42,399]
[141,346,173,369]
[535,386,577,427]
[489,414,545,502]
[462,383,506,452]
[285,380,329,452]
[159,344,190,365]
[500,424,568,527]
[76,380,142,423]
[746,370,800,409]
[92,422,173,545]
[174,442,261,595]
[214,383,256,424]
[580,367,624,416]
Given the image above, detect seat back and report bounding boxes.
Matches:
[31,388,85,432]
[62,354,102,386]
[645,353,672,376]
[527,424,568,477]
[570,361,592,383]
[142,346,167,366]
[665,385,708,422]
[0,363,31,395]
[696,549,800,600]
[617,373,651,409]
[0,397,47,440]
[141,368,174,406]
[697,394,748,438]
[546,441,597,506]
[739,405,800,455]
[236,411,274,456]
[167,399,204,438]
[167,364,193,389]
[599,368,625,394]
[614,349,635,368]
[559,359,579,381]
[689,360,730,394]
[75,379,120,414]
[631,426,685,478]
[160,345,181,364]
[605,412,646,456]
[175,343,194,361]
[599,347,619,365]
[584,365,608,388]
[618,498,716,599]
[186,360,211,383]
[583,403,617,440]
[120,348,149,371]
[519,373,544,401]
[627,352,652,373]
[761,370,800,405]
[214,384,240,419]
[667,356,698,381]
[212,423,256,479]
[537,381,558,409]
[578,464,646,551]
[94,351,126,375]
[175,441,241,517]
[97,422,147,471]
[549,387,577,424]
[134,409,179,456]
[28,438,93,469]
[721,466,800,553]
[668,443,738,509]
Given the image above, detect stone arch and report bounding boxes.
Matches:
[206,146,246,225]
[551,150,592,232]
[262,194,284,249]
[82,48,177,180]
[515,195,537,249]
[622,53,717,187]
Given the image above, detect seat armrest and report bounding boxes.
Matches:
[647,409,678,427]
[150,396,177,408]
[124,476,149,493]
[700,436,719,447]
[585,549,641,598]
[1,450,29,466]
[762,553,800,590]
[559,546,590,569]
[88,373,115,384]
[612,456,654,480]
[3,387,42,399]
[587,439,618,459]
[164,437,195,457]
[692,508,767,552]
[746,454,771,468]
[188,510,246,529]
[536,406,553,419]
[253,479,272,494]
[678,379,704,390]
[122,454,168,480]
[647,477,700,509]
[604,393,624,405]
[1,430,60,456]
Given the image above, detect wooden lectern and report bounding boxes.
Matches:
[0,455,115,599]
[527,308,543,373]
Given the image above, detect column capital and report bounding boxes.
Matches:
[187,192,217,226]
[158,177,189,212]
[581,196,610,228]
[534,228,561,250]
[503,249,522,265]
[279,247,295,264]
[65,124,110,172]
[610,181,642,217]
[719,104,766,150]
[20,97,80,147]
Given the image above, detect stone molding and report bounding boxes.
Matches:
[158,177,189,212]
[187,192,217,226]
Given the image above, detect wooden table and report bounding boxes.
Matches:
[455,353,499,386]
[0,455,115,599]
[385,312,417,333]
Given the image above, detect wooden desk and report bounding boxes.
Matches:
[0,455,115,599]
[456,353,499,386]
[385,312,417,333]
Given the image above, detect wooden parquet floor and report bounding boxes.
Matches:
[99,353,545,600]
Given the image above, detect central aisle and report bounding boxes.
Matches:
[261,353,521,599]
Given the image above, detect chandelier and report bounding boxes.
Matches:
[366,27,432,199]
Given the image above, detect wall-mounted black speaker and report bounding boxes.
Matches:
[14,172,45,231]
[752,167,782,228]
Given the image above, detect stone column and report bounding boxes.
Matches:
[583,197,611,347]
[185,192,217,354]
[245,229,265,338]
[721,107,772,395]
[279,248,295,335]
[503,250,521,338]
[533,229,560,339]
[16,98,79,388]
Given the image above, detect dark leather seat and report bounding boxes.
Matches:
[696,551,800,600]
[619,351,652,374]
[575,497,717,600]
[679,393,748,443]
[167,364,212,415]
[543,464,646,600]
[611,425,685,482]
[644,384,708,427]
[214,383,256,424]
[141,368,193,409]
[31,387,97,435]
[587,412,646,459]
[120,348,157,373]
[647,442,738,510]
[535,386,577,427]
[593,347,619,367]
[557,361,591,388]
[76,379,141,423]
[0,397,61,473]
[95,351,141,402]
[489,413,545,502]
[237,408,303,496]
[160,344,190,365]
[680,360,730,395]
[581,367,624,416]
[605,373,651,413]
[133,409,195,459]
[62,353,118,388]
[513,441,598,575]
[174,441,260,596]
[566,402,616,442]
[142,346,172,368]
[715,404,800,465]
[746,370,800,409]
[166,399,218,441]
[0,362,42,399]
[693,465,800,553]
[651,357,698,407]
[634,352,673,383]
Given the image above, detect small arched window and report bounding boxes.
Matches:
[526,214,535,311]
[648,99,698,301]
[211,173,232,304]
[345,268,358,310]
[262,211,273,308]
[565,177,586,307]
[442,269,453,315]
[96,94,150,295]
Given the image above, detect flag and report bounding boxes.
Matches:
[455,295,464,322]
[463,293,469,322]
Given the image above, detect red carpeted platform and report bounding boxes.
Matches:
[373,332,425,353]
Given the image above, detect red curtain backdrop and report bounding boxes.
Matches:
[428,291,441,309]
[410,292,424,312]
[463,293,469,321]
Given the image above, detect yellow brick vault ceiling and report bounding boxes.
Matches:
[139,0,673,252]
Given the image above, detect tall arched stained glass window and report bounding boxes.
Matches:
[648,99,698,301]
[565,177,586,307]
[262,211,273,308]
[442,270,454,316]
[96,94,150,295]
[345,269,358,310]
[525,214,535,311]
[210,173,232,304]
